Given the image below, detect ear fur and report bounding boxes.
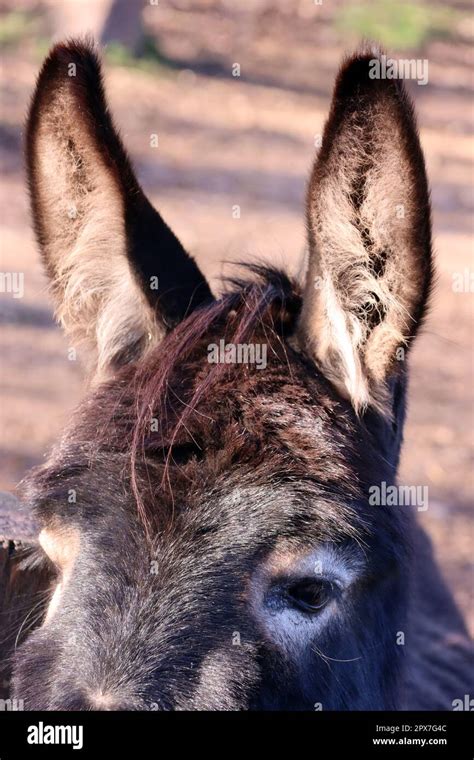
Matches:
[298,47,433,413]
[27,38,212,375]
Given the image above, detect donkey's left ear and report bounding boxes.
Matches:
[26,39,212,376]
[298,50,433,413]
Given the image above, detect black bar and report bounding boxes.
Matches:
[0,711,472,758]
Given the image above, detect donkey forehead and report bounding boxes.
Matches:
[34,472,365,561]
[30,363,362,539]
[159,347,345,444]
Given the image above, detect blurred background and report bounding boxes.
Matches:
[0,0,472,631]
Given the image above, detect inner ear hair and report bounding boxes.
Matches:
[27,39,152,373]
[299,47,433,414]
[26,38,212,376]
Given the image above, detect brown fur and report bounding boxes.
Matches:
[299,47,433,413]
[11,40,471,712]
[26,38,212,375]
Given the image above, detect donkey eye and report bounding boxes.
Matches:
[285,578,335,614]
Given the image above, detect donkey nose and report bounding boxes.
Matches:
[88,689,120,710]
[50,690,119,711]
[58,687,144,710]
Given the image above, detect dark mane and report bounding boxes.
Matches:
[23,269,305,532]
[22,264,407,567]
[130,266,301,534]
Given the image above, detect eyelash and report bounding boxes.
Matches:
[284,578,337,614]
[264,575,341,617]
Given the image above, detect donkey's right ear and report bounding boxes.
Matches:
[27,39,212,375]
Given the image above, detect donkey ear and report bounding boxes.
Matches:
[298,49,433,413]
[27,39,212,375]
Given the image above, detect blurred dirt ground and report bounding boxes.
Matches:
[0,1,473,632]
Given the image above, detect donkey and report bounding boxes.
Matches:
[11,40,472,710]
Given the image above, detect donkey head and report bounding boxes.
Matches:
[13,41,432,710]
